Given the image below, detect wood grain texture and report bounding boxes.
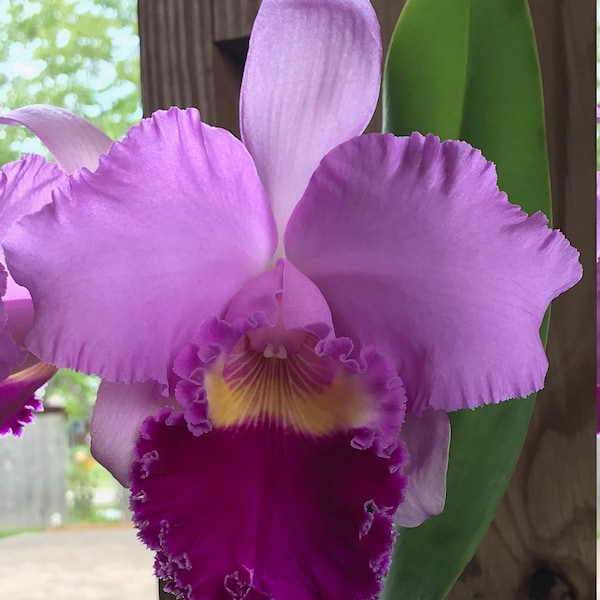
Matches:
[213,0,261,41]
[140,2,595,598]
[138,0,243,134]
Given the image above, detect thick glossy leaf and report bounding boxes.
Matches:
[382,1,550,598]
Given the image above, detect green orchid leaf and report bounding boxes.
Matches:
[381,1,551,598]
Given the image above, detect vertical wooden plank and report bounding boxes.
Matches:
[138,0,241,134]
[213,0,262,41]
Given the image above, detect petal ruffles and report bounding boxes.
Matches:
[126,259,406,598]
[285,132,582,413]
[5,108,278,385]
[132,412,403,600]
[241,0,382,238]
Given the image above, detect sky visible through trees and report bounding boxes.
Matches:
[0,0,141,165]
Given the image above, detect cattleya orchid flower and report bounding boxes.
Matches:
[0,110,112,435]
[1,0,581,598]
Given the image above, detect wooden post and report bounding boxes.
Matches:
[138,1,595,597]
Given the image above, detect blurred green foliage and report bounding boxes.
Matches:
[67,444,119,522]
[44,369,99,424]
[0,0,141,164]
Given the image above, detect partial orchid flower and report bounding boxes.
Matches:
[1,0,581,598]
[0,107,112,435]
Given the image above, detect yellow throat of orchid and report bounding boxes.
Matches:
[204,332,373,435]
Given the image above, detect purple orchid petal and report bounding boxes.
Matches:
[0,265,23,381]
[0,105,112,173]
[1,155,67,344]
[240,0,382,239]
[285,132,582,413]
[0,361,57,436]
[0,155,64,435]
[0,155,66,264]
[91,381,179,487]
[0,332,20,381]
[5,108,277,386]
[394,410,450,527]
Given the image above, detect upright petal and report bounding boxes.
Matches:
[0,105,112,173]
[285,133,582,413]
[240,0,382,238]
[5,108,277,385]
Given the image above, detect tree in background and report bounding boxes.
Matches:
[44,369,99,427]
[0,0,141,164]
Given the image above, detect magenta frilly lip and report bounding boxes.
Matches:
[132,260,407,599]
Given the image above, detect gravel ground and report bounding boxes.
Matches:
[0,525,157,599]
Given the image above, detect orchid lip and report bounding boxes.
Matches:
[135,311,407,599]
